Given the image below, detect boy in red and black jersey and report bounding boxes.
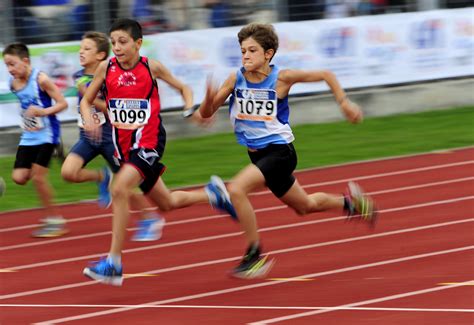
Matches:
[81,18,237,286]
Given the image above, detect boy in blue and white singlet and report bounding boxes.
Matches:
[197,23,378,279]
[2,42,68,238]
[61,31,165,242]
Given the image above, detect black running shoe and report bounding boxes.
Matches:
[346,181,378,227]
[231,244,274,279]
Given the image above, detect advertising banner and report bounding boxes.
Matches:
[1,8,472,128]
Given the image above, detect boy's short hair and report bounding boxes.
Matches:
[109,18,143,41]
[83,31,110,60]
[238,23,279,58]
[2,42,30,59]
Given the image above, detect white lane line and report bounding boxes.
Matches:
[32,246,474,324]
[1,159,472,233]
[3,196,474,272]
[249,280,474,324]
[1,218,472,300]
[1,176,473,252]
[0,304,472,313]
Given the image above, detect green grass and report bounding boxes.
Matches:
[0,106,473,211]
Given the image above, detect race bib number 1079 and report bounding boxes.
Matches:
[108,98,151,130]
[234,88,277,121]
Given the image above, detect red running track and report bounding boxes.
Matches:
[0,147,473,324]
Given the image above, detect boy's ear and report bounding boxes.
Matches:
[265,49,275,61]
[22,57,30,65]
[97,51,108,61]
[136,38,143,49]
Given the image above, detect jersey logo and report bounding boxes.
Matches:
[117,72,137,87]
[138,148,159,166]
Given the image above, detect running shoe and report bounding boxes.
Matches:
[205,175,238,220]
[131,216,165,241]
[97,166,112,209]
[346,181,378,227]
[83,257,123,286]
[231,244,275,279]
[31,217,68,238]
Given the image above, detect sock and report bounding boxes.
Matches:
[107,254,122,268]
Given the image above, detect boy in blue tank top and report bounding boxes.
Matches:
[2,42,68,237]
[197,23,378,279]
[61,31,165,241]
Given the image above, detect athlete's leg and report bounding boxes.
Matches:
[61,153,101,183]
[226,164,273,279]
[109,164,142,255]
[227,164,266,244]
[279,179,344,216]
[30,163,61,217]
[146,178,208,211]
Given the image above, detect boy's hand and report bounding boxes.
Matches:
[341,99,363,124]
[25,105,45,117]
[83,117,102,142]
[189,109,214,128]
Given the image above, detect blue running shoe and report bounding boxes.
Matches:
[205,175,238,220]
[97,167,112,209]
[83,257,123,286]
[131,216,165,241]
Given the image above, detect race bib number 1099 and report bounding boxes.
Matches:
[108,98,151,130]
[234,88,277,121]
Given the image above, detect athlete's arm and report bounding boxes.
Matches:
[80,61,107,138]
[77,79,106,113]
[149,59,193,110]
[80,61,107,125]
[26,72,68,117]
[199,73,236,118]
[279,69,362,124]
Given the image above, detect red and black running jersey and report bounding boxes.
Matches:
[103,56,165,161]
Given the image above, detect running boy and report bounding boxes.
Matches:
[61,31,164,241]
[197,23,378,279]
[3,42,68,237]
[81,19,235,285]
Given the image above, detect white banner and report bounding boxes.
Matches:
[1,8,473,128]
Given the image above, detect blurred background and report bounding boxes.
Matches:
[0,0,472,45]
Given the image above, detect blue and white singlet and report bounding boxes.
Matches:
[229,65,294,150]
[10,68,60,146]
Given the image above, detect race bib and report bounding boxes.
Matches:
[20,113,44,131]
[78,106,106,128]
[234,88,277,121]
[108,98,151,130]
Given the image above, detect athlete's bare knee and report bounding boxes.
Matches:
[111,183,130,200]
[12,175,27,185]
[227,183,245,201]
[61,167,78,183]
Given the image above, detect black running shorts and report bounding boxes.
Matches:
[248,143,297,197]
[14,144,56,169]
[126,148,166,194]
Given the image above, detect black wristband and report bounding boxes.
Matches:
[183,104,198,118]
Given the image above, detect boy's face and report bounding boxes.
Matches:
[79,38,104,68]
[110,30,142,64]
[240,37,273,72]
[3,54,29,79]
